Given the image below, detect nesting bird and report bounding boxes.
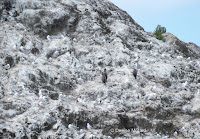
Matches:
[133,68,137,79]
[134,56,140,63]
[87,123,92,130]
[102,68,107,85]
[47,35,51,41]
[134,55,140,68]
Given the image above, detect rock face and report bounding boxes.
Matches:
[0,0,200,138]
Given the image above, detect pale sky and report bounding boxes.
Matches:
[109,0,200,46]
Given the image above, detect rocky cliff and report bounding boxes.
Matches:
[0,0,200,138]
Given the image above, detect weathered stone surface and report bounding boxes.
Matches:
[42,116,57,131]
[31,48,40,55]
[0,0,199,138]
[155,122,177,136]
[5,55,14,68]
[49,92,59,100]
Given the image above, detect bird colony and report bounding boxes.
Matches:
[0,0,200,138]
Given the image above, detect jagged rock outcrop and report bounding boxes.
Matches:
[0,0,200,138]
[163,33,200,59]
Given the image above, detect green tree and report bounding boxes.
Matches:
[154,25,166,42]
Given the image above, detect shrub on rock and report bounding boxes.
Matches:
[154,25,166,42]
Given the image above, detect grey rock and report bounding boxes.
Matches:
[49,91,59,100]
[5,55,14,67]
[42,116,57,131]
[0,0,199,138]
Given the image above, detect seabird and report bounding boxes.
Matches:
[47,35,51,41]
[87,123,92,130]
[133,68,137,79]
[102,68,107,85]
[68,124,77,130]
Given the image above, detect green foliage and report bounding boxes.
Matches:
[154,25,166,42]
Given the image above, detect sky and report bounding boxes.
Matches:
[109,0,200,46]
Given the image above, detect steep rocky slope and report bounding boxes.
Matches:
[0,0,200,138]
